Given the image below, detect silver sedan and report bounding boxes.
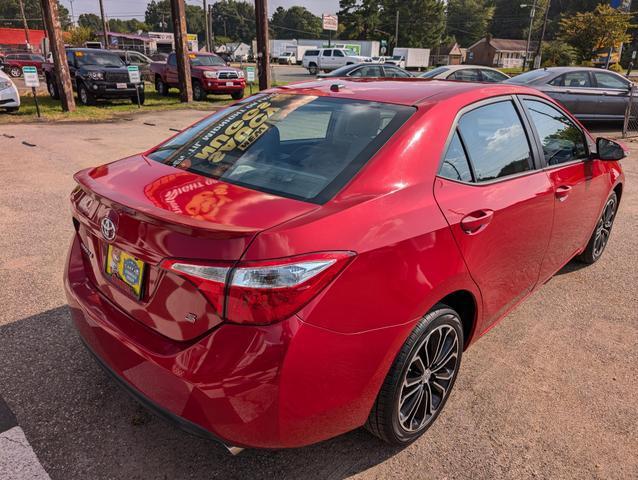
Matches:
[419,65,510,83]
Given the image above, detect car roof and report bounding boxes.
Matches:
[444,65,505,72]
[272,78,544,106]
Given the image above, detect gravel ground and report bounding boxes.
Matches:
[0,111,636,480]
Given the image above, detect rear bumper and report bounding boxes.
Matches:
[64,234,407,448]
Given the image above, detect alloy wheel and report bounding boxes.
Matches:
[10,67,21,77]
[593,196,617,259]
[398,323,460,433]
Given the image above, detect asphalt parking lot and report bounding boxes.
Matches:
[0,110,636,480]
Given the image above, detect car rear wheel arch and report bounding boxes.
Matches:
[613,183,623,205]
[437,290,477,349]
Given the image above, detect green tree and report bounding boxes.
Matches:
[144,0,207,45]
[0,0,70,31]
[211,1,256,45]
[66,26,93,47]
[446,0,494,46]
[541,40,576,66]
[78,13,102,33]
[338,0,446,48]
[559,3,632,62]
[271,6,322,39]
[338,0,383,40]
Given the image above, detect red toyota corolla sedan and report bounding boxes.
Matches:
[64,79,626,452]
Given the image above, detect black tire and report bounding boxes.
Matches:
[9,66,21,77]
[155,76,169,96]
[192,81,206,101]
[47,76,59,100]
[577,191,618,264]
[308,63,318,75]
[132,89,145,105]
[77,83,96,106]
[5,106,19,113]
[366,304,464,445]
[231,89,244,100]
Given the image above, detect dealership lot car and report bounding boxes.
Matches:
[505,66,633,121]
[64,79,626,451]
[0,69,20,112]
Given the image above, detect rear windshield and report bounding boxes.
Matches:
[147,94,414,203]
[420,67,449,78]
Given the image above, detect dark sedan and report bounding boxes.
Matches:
[317,63,412,78]
[505,66,633,122]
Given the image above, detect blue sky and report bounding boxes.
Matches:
[61,1,341,21]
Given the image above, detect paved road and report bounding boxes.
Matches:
[0,110,636,479]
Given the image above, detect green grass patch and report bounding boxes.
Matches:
[0,84,258,124]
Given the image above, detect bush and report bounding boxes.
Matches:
[609,63,623,72]
[542,41,576,67]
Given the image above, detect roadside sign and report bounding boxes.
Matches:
[22,66,39,88]
[127,65,141,84]
[322,14,338,31]
[127,65,142,108]
[22,66,41,118]
[246,66,256,83]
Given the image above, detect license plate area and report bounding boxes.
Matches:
[116,83,127,89]
[104,244,145,299]
[226,81,234,86]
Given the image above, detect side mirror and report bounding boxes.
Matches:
[596,137,628,161]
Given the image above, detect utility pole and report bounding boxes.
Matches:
[40,0,75,111]
[209,5,215,50]
[394,10,400,49]
[533,0,550,69]
[98,0,109,49]
[255,0,271,90]
[170,0,192,102]
[522,0,537,71]
[203,0,210,52]
[69,0,75,26]
[18,0,31,50]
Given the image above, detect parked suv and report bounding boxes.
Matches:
[44,48,145,105]
[2,52,46,77]
[304,48,370,74]
[151,52,245,101]
[64,80,626,451]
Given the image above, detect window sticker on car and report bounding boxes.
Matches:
[169,94,292,168]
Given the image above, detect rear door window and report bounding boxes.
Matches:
[457,100,533,181]
[480,69,508,82]
[147,94,414,203]
[322,50,332,57]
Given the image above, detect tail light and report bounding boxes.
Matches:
[162,252,354,325]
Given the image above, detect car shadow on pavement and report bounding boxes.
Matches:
[0,307,403,480]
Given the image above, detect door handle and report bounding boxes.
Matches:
[460,210,494,234]
[555,185,572,201]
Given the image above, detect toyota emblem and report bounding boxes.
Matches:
[101,217,117,242]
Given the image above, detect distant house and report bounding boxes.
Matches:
[429,42,463,66]
[221,42,251,61]
[467,35,536,68]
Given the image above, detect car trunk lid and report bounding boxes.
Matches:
[71,155,318,341]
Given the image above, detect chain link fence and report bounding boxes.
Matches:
[622,85,638,138]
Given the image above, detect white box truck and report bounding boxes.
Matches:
[392,48,430,70]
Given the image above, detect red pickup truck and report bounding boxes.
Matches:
[151,52,246,101]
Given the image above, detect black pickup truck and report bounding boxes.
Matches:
[43,48,145,106]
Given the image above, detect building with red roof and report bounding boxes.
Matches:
[0,27,47,54]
